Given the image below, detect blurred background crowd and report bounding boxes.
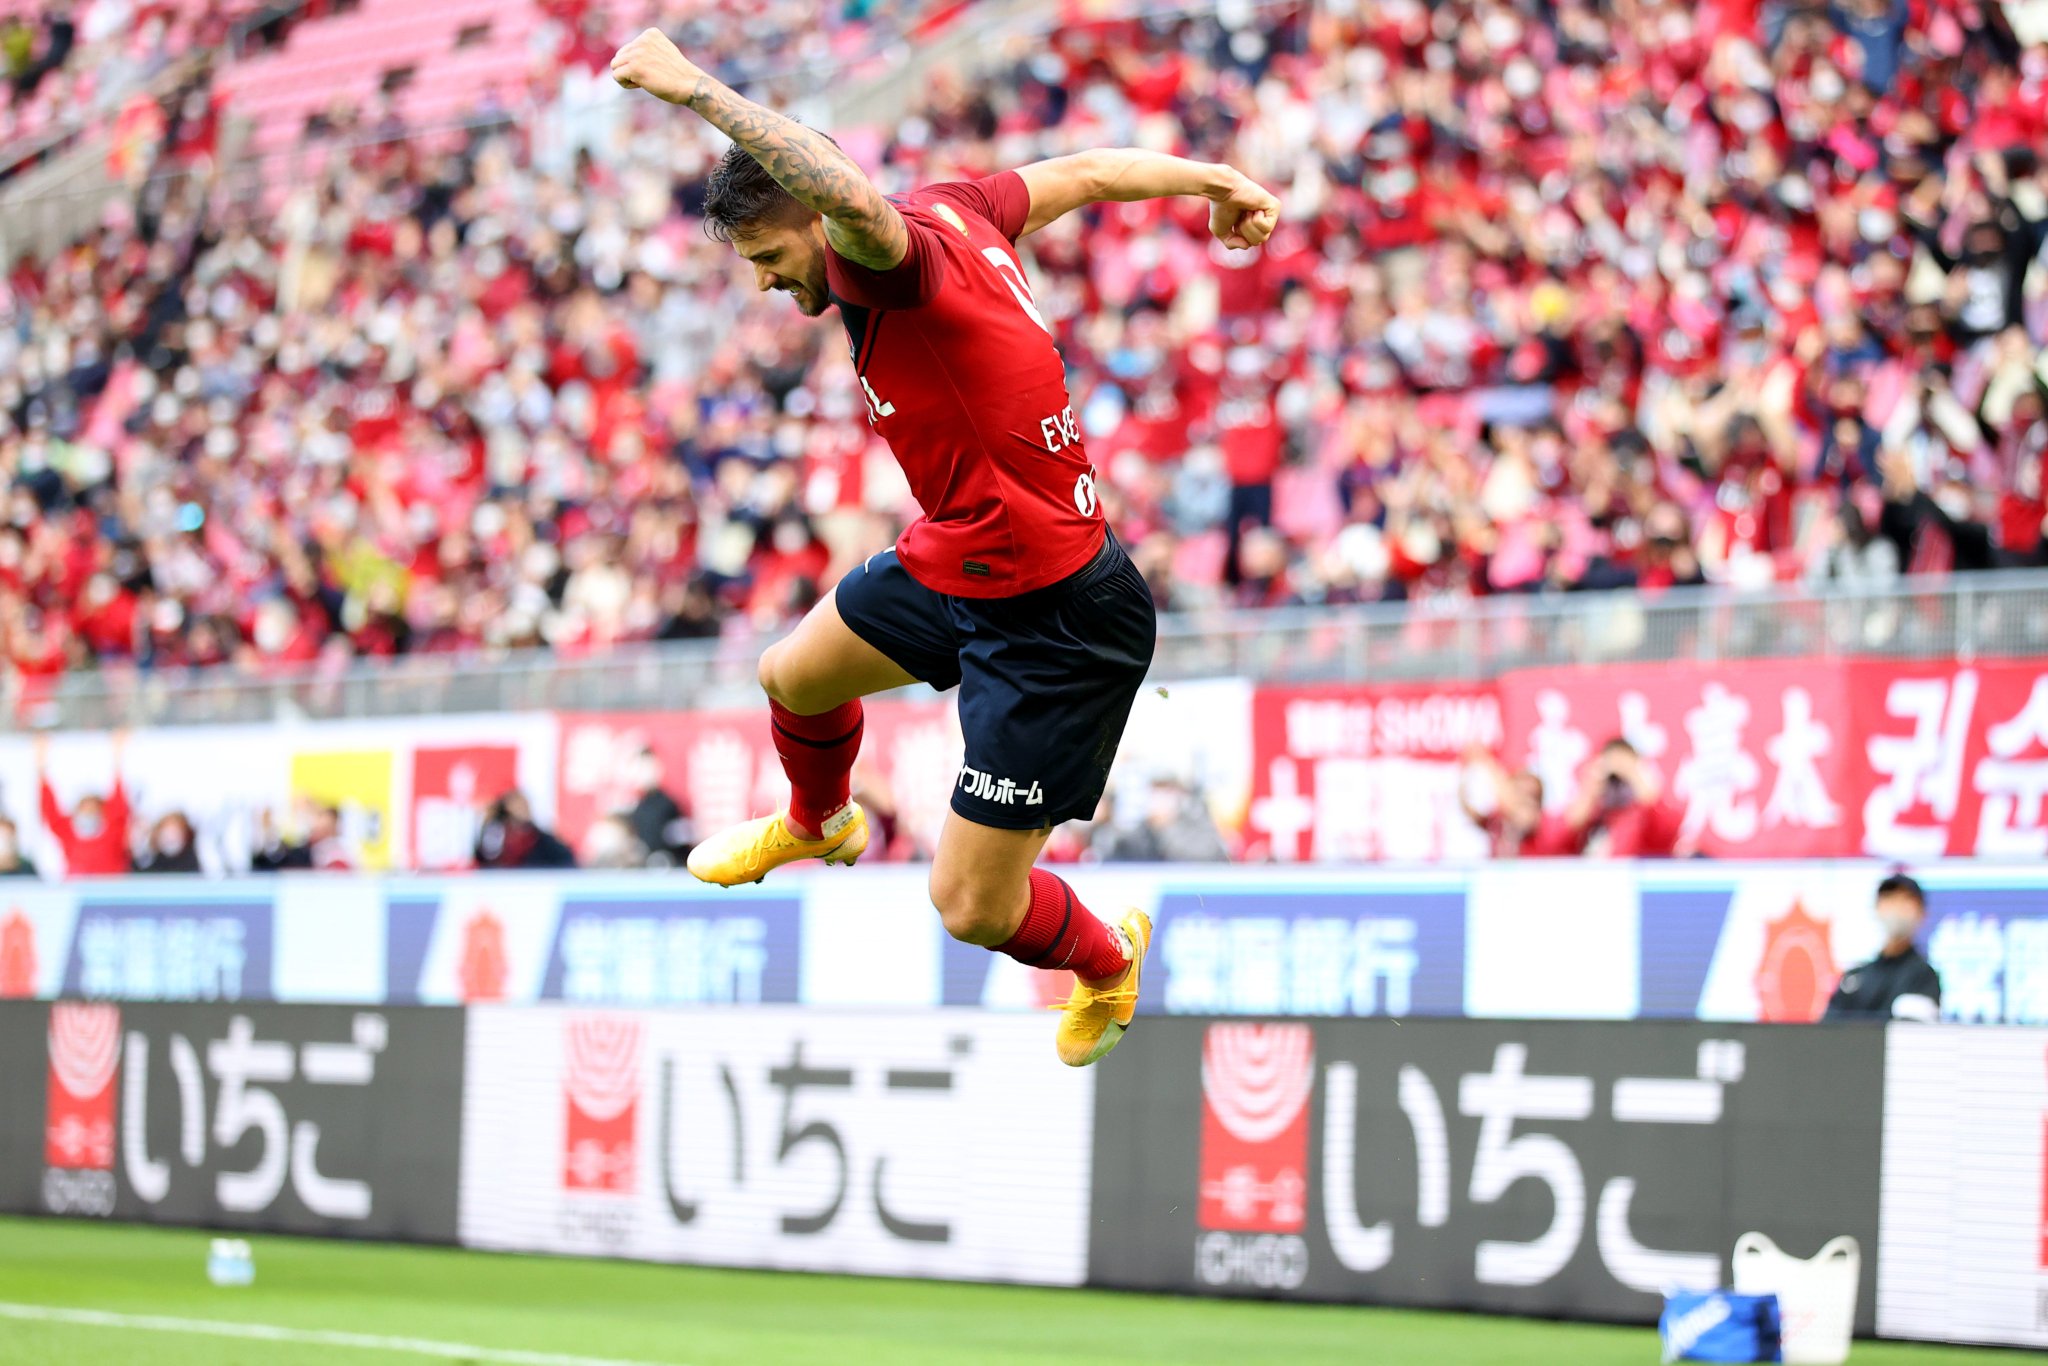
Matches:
[2,0,2046,695]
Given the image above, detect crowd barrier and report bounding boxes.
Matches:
[9,654,2048,879]
[3,862,2043,1026]
[5,1000,2039,1349]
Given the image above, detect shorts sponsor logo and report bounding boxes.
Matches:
[958,765,1044,807]
[563,1017,641,1195]
[1195,1023,1313,1287]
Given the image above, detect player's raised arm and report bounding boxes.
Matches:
[1014,148,1280,247]
[610,28,906,270]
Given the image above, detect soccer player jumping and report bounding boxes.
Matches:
[613,29,1280,1066]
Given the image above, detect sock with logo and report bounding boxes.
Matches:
[769,699,862,839]
[992,868,1129,981]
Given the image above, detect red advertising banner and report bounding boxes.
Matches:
[1848,661,2048,860]
[412,745,522,871]
[1245,681,1500,862]
[1497,659,2048,859]
[556,699,960,863]
[1497,660,1854,858]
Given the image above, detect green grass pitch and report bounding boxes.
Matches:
[0,1217,2027,1365]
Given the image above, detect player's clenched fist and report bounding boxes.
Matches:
[611,27,703,104]
[1208,171,1281,250]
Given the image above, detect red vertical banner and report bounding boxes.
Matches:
[1846,661,2048,859]
[45,1002,119,1171]
[1197,1023,1314,1233]
[562,1016,641,1195]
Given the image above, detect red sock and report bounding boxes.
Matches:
[993,869,1128,981]
[770,699,862,837]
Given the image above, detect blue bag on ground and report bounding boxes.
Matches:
[1659,1290,1784,1362]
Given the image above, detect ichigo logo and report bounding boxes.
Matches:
[563,1017,641,1196]
[459,910,509,1002]
[0,909,34,997]
[1752,901,1839,1023]
[1195,1023,1314,1289]
[44,1002,120,1216]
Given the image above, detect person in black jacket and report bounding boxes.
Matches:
[1823,874,1943,1021]
[623,749,693,868]
[0,816,37,878]
[474,791,577,870]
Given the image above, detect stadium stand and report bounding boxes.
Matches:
[0,0,2045,692]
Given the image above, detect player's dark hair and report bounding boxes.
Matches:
[1876,873,1926,908]
[703,137,829,242]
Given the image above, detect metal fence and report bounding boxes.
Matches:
[14,570,2048,731]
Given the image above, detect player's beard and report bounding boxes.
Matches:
[790,273,829,316]
[787,249,830,316]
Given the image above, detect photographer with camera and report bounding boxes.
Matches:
[473,790,578,870]
[1563,736,1684,859]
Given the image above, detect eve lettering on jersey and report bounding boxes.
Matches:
[1040,406,1080,453]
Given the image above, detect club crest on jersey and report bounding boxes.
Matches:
[933,203,970,236]
[959,764,1043,807]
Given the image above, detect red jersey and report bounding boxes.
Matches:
[825,172,1105,597]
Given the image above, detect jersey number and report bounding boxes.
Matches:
[855,247,1053,424]
[859,374,895,422]
[983,248,1051,335]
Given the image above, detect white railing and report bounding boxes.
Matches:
[13,569,2048,730]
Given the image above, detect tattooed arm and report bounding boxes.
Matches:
[611,27,906,269]
[1015,149,1279,247]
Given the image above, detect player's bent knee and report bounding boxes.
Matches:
[757,643,814,711]
[929,869,1015,946]
[755,646,788,704]
[757,641,842,715]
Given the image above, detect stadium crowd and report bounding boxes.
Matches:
[2,0,2048,690]
[0,0,275,174]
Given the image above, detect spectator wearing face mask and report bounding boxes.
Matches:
[1095,773,1232,863]
[250,802,351,871]
[34,732,132,876]
[0,816,38,878]
[1823,874,1943,1021]
[578,813,650,869]
[133,812,202,875]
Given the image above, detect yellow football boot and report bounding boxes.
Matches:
[1054,909,1152,1067]
[684,804,869,886]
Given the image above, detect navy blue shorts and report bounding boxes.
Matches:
[836,532,1157,830]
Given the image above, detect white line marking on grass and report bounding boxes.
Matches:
[0,1302,687,1366]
